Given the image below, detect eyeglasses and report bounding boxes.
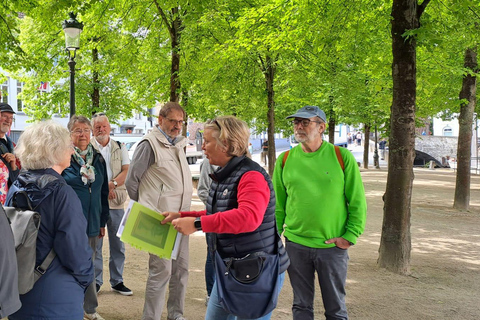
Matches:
[165,117,186,126]
[92,112,106,118]
[291,119,321,127]
[207,119,222,131]
[71,129,91,136]
[1,114,14,121]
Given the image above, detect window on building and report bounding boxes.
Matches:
[443,127,453,136]
[1,81,8,103]
[17,82,23,112]
[134,112,142,120]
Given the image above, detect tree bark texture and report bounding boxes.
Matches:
[453,48,477,210]
[91,47,100,112]
[378,0,422,275]
[169,7,181,103]
[363,124,371,169]
[328,110,336,144]
[264,54,276,176]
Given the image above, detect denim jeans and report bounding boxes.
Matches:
[205,236,215,296]
[205,272,285,320]
[286,240,349,320]
[95,208,126,287]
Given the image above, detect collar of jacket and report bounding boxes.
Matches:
[210,155,246,183]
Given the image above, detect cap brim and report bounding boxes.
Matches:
[286,112,314,119]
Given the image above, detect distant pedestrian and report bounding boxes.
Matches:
[261,139,269,165]
[356,132,362,146]
[379,138,387,160]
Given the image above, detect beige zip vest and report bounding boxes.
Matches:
[92,138,128,209]
[137,128,192,213]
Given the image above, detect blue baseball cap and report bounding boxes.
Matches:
[286,106,326,123]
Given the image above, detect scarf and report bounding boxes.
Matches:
[72,144,96,185]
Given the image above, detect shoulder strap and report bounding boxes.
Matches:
[116,140,122,148]
[281,150,290,169]
[335,145,345,171]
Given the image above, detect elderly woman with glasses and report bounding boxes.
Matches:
[6,121,93,320]
[162,116,290,320]
[62,115,109,320]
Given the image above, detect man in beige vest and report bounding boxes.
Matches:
[91,113,133,296]
[126,102,192,320]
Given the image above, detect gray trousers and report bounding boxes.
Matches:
[142,235,189,320]
[285,240,349,320]
[84,236,99,314]
[95,208,125,287]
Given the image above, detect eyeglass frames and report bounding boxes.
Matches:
[92,112,106,118]
[291,118,322,127]
[70,129,91,136]
[165,117,186,126]
[207,119,222,131]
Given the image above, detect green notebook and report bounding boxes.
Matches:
[117,200,182,259]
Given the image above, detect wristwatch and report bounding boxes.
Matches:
[194,217,202,231]
[111,180,118,188]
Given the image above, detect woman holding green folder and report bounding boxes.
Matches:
[162,116,289,320]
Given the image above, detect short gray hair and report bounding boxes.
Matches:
[67,115,91,131]
[15,121,72,170]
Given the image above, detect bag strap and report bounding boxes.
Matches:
[334,145,345,171]
[282,145,344,172]
[34,249,56,282]
[281,150,290,169]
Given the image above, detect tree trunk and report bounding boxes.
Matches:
[170,7,181,102]
[453,48,477,210]
[328,110,335,144]
[91,47,100,113]
[363,124,371,169]
[265,54,276,176]
[378,0,425,275]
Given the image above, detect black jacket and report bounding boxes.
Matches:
[207,155,289,274]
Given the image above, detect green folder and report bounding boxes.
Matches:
[117,200,181,259]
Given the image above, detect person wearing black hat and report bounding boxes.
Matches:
[0,103,20,204]
[273,105,367,320]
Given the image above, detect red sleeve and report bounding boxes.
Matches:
[200,171,270,234]
[180,210,206,217]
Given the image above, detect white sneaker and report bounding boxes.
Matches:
[84,312,105,320]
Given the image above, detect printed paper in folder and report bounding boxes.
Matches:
[117,200,182,260]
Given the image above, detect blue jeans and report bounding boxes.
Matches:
[95,209,126,287]
[205,272,285,320]
[205,235,215,296]
[286,240,349,320]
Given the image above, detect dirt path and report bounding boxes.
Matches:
[96,168,480,320]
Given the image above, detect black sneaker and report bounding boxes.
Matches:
[111,282,133,296]
[96,283,100,293]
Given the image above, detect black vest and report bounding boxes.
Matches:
[206,156,289,273]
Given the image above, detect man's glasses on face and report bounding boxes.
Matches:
[165,117,186,126]
[291,118,321,127]
[71,129,91,136]
[1,114,14,121]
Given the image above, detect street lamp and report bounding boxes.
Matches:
[62,12,83,118]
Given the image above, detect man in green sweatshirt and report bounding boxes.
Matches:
[273,106,367,320]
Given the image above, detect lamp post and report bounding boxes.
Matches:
[62,12,83,118]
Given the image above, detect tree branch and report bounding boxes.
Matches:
[153,0,173,37]
[417,0,432,19]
